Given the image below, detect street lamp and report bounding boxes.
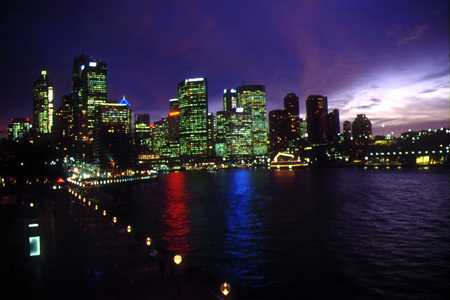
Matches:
[127,225,132,233]
[146,237,152,247]
[113,216,117,224]
[220,282,231,297]
[95,205,98,211]
[102,210,107,216]
[173,254,182,265]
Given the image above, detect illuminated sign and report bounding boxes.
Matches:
[89,61,97,67]
[236,107,244,113]
[169,98,178,102]
[28,223,39,228]
[169,111,180,117]
[185,78,204,83]
[29,236,41,256]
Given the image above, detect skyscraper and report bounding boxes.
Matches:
[32,68,54,137]
[223,89,237,112]
[134,113,151,151]
[284,93,301,150]
[306,95,328,144]
[327,108,340,142]
[269,109,289,156]
[8,118,32,142]
[237,85,268,156]
[215,111,229,157]
[72,55,107,138]
[352,114,372,145]
[177,78,208,159]
[343,120,352,142]
[94,99,132,169]
[227,109,252,158]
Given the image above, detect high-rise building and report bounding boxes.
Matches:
[269,109,290,156]
[177,78,208,158]
[55,94,75,155]
[306,95,328,144]
[95,100,132,169]
[168,98,180,141]
[215,111,229,157]
[151,118,169,159]
[223,89,237,112]
[352,114,372,145]
[284,93,301,151]
[343,120,352,142]
[237,85,268,156]
[32,68,54,137]
[207,113,215,157]
[327,109,340,142]
[227,109,252,158]
[284,93,299,117]
[72,55,107,139]
[134,113,151,152]
[8,118,32,142]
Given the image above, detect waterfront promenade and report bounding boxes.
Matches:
[2,188,221,300]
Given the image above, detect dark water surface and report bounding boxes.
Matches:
[97,169,450,299]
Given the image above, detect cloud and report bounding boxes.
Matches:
[398,24,428,45]
[420,88,437,94]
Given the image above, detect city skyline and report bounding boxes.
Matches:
[2,0,449,134]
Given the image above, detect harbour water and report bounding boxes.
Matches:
[94,169,450,298]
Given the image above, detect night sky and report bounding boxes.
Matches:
[2,0,449,134]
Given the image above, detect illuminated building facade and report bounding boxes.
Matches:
[207,113,215,157]
[327,109,340,142]
[306,95,328,144]
[32,68,54,137]
[223,89,237,112]
[95,100,132,169]
[151,118,169,159]
[226,109,252,158]
[72,55,107,160]
[177,78,208,158]
[134,113,151,152]
[8,118,32,142]
[237,85,268,156]
[269,109,289,156]
[284,93,301,151]
[215,111,228,157]
[352,114,372,145]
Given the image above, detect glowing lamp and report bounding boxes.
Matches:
[220,282,231,296]
[95,205,98,211]
[146,237,152,247]
[103,210,107,216]
[173,254,182,265]
[113,216,117,224]
[127,225,132,233]
[29,202,34,208]
[88,201,91,206]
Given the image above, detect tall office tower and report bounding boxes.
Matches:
[343,120,352,142]
[227,108,252,158]
[151,118,169,159]
[223,89,237,112]
[352,114,372,145]
[215,111,229,157]
[55,94,75,155]
[284,93,299,117]
[72,55,107,140]
[8,118,32,142]
[284,93,301,150]
[168,98,180,141]
[299,118,308,139]
[95,100,132,169]
[32,68,54,137]
[237,85,268,156]
[269,109,290,156]
[207,113,215,157]
[134,113,151,151]
[177,78,208,159]
[306,95,328,144]
[327,109,340,142]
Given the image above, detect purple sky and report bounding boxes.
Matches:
[2,0,449,135]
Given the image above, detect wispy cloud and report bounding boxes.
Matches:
[398,24,428,45]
